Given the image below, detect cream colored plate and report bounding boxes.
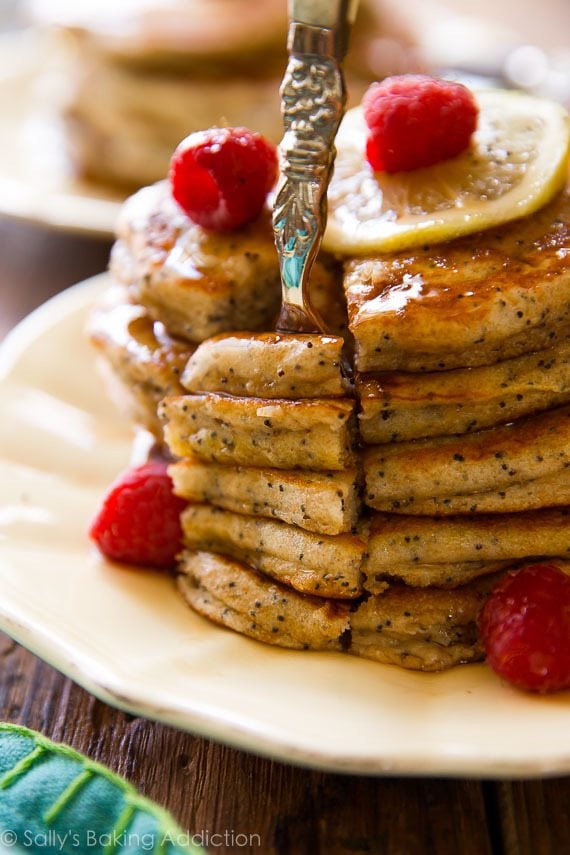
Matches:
[1,275,569,776]
[0,31,122,237]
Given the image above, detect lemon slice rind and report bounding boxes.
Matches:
[323,89,570,256]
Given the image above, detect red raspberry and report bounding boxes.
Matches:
[89,461,186,569]
[479,563,570,693]
[169,126,278,231]
[362,75,478,173]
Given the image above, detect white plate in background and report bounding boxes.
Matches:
[0,31,122,237]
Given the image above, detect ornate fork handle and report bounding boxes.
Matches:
[273,22,348,333]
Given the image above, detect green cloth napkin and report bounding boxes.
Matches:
[0,724,205,854]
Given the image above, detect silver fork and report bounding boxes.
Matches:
[273,0,359,333]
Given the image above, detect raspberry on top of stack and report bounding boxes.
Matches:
[89,76,570,691]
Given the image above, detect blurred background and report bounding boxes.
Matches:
[0,0,569,339]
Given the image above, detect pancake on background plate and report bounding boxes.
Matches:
[29,0,420,189]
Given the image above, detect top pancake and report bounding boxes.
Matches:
[110,183,281,342]
[345,188,570,372]
[111,182,347,343]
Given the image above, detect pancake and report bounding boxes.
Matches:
[180,505,367,598]
[357,338,570,444]
[177,552,513,671]
[161,393,357,471]
[177,551,350,651]
[344,188,570,373]
[111,182,346,344]
[182,332,349,399]
[65,72,285,189]
[170,460,360,535]
[363,559,511,592]
[364,405,570,511]
[307,257,351,343]
[34,0,398,188]
[110,183,281,342]
[391,468,570,516]
[367,509,570,567]
[350,573,502,671]
[35,0,287,188]
[88,295,191,436]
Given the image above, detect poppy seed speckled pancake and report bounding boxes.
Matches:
[88,292,192,436]
[177,552,521,671]
[111,184,281,342]
[350,572,503,671]
[389,468,570,517]
[177,551,351,651]
[366,509,570,568]
[161,393,357,471]
[181,505,367,599]
[357,338,570,444]
[170,460,360,536]
[111,181,347,344]
[363,559,512,592]
[364,405,570,511]
[182,332,349,399]
[344,188,570,373]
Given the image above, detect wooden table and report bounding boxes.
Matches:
[0,215,568,855]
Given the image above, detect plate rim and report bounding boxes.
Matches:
[2,597,569,779]
[1,275,570,779]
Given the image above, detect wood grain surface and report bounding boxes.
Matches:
[0,215,569,854]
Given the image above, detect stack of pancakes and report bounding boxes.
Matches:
[91,177,570,672]
[351,187,570,598]
[165,336,508,671]
[166,334,362,624]
[32,0,417,189]
[33,0,288,189]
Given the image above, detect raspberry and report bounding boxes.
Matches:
[362,75,479,173]
[89,461,186,569]
[169,126,278,231]
[479,563,570,693]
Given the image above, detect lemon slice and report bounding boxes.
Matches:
[323,89,570,255]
